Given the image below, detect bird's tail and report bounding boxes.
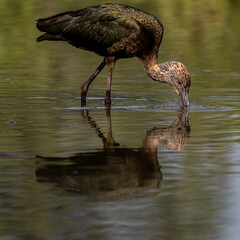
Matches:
[36,11,73,34]
[36,33,65,42]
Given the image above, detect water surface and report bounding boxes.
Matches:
[0,1,240,240]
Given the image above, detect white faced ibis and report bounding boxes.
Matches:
[36,3,191,106]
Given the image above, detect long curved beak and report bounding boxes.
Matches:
[179,89,190,106]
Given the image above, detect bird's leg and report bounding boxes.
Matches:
[81,59,106,105]
[105,57,116,106]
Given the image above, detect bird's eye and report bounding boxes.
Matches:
[178,80,182,85]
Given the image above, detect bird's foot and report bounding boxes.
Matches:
[105,90,112,106]
[81,92,87,107]
[81,100,87,107]
[105,100,111,110]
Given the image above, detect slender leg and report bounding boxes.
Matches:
[105,57,116,105]
[81,59,106,104]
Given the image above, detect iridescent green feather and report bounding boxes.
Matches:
[36,3,163,57]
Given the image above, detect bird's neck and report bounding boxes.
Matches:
[139,55,166,83]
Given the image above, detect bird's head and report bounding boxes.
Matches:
[150,61,191,106]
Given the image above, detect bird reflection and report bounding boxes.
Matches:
[36,108,190,198]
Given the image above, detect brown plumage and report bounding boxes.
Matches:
[36,3,191,106]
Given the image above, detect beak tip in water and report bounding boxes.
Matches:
[179,92,190,107]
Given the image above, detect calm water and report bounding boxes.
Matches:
[0,0,240,240]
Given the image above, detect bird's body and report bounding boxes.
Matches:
[36,3,191,106]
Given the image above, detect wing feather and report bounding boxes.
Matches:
[37,4,141,56]
[61,9,141,55]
